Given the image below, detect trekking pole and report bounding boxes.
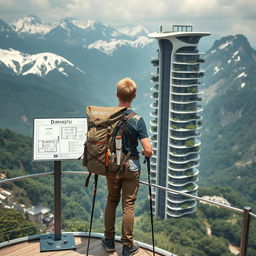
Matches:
[86,174,98,256]
[145,157,155,256]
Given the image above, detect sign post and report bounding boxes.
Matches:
[33,118,87,252]
[54,160,62,241]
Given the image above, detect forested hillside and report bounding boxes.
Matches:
[1,128,256,255]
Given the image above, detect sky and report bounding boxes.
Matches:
[0,0,256,48]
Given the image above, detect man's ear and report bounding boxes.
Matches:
[133,93,136,99]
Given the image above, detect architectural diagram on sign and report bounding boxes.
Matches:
[33,118,87,161]
[38,140,57,153]
[61,126,83,140]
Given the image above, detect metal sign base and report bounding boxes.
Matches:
[40,233,76,252]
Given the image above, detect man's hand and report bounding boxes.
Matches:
[140,138,153,158]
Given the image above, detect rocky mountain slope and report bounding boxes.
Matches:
[200,34,256,203]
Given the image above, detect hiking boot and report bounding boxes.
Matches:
[101,237,115,252]
[122,242,139,256]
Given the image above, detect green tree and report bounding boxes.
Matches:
[197,236,232,256]
[0,208,38,243]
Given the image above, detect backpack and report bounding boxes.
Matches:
[82,106,137,184]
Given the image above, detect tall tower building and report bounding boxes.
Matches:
[148,25,210,218]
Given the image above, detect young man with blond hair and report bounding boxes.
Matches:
[102,78,152,256]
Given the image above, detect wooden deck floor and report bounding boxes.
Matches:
[0,236,163,256]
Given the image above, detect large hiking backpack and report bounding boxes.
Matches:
[83,106,136,178]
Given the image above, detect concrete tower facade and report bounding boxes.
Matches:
[148,25,210,218]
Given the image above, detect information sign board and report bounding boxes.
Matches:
[33,118,87,161]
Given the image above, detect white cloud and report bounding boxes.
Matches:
[0,0,256,47]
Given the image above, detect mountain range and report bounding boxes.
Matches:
[0,15,256,205]
[0,15,155,134]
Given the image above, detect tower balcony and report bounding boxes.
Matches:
[150,118,158,127]
[150,126,158,134]
[172,101,202,107]
[169,138,201,148]
[167,191,196,201]
[169,152,199,162]
[168,182,199,192]
[171,76,200,81]
[152,142,158,150]
[170,116,202,123]
[166,207,196,218]
[175,52,204,56]
[170,113,202,121]
[168,162,200,171]
[151,92,159,99]
[150,83,159,92]
[150,110,158,117]
[171,90,204,96]
[168,155,200,164]
[170,124,202,131]
[151,171,157,179]
[169,148,201,157]
[168,168,199,178]
[172,82,203,88]
[170,120,202,128]
[168,175,198,185]
[172,60,204,65]
[171,93,203,103]
[166,198,197,209]
[169,134,201,140]
[166,192,193,202]
[170,108,203,114]
[151,73,159,82]
[151,57,159,66]
[150,155,157,160]
[172,69,205,75]
[170,98,202,104]
[150,134,157,142]
[150,101,159,109]
[151,154,157,163]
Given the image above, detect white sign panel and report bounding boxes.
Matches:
[33,118,87,161]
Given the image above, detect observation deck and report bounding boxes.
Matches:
[0,232,168,256]
[0,170,255,256]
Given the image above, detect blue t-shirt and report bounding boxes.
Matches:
[122,109,148,171]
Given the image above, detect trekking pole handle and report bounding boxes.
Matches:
[143,156,150,163]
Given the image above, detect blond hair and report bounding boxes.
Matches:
[116,78,137,102]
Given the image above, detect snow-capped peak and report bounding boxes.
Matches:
[117,25,149,37]
[0,48,84,77]
[218,41,233,50]
[11,15,55,34]
[70,19,96,30]
[59,18,104,31]
[86,36,153,55]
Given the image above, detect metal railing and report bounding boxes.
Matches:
[0,224,45,243]
[0,170,255,256]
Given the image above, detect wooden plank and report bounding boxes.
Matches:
[0,241,31,254]
[0,241,38,256]
[0,237,163,256]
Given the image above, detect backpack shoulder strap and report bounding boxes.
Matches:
[85,173,92,187]
[120,111,138,154]
[117,111,137,136]
[124,111,137,121]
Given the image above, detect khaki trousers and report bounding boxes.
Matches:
[104,170,140,246]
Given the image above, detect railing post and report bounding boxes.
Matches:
[240,206,252,256]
